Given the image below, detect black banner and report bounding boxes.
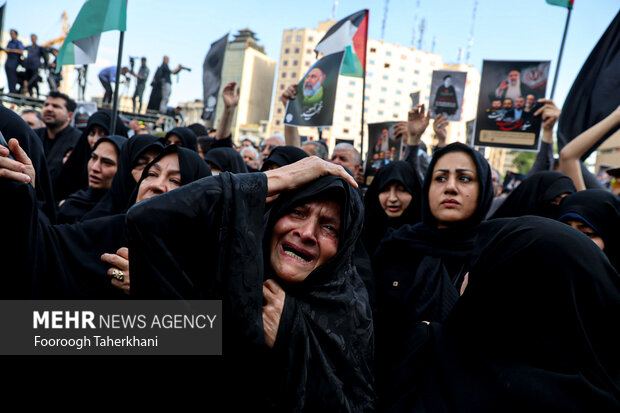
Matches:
[202,33,229,121]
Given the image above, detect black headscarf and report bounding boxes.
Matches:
[128,172,374,411]
[82,134,163,220]
[0,106,56,223]
[56,135,126,224]
[165,127,197,152]
[394,216,620,412]
[260,145,309,171]
[372,143,493,402]
[361,160,422,258]
[491,171,576,219]
[53,110,128,202]
[558,189,620,272]
[204,147,248,173]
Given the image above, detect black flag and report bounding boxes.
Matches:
[0,2,6,47]
[202,33,228,121]
[557,10,620,157]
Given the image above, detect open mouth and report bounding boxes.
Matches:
[282,244,312,263]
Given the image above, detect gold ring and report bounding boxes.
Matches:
[111,269,124,281]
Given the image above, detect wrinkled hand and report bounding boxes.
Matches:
[281,84,298,107]
[265,156,358,197]
[263,279,285,348]
[534,99,561,131]
[0,138,35,187]
[407,104,431,138]
[102,247,130,295]
[433,114,448,142]
[222,81,240,108]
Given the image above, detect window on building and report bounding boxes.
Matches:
[401,54,407,60]
[296,35,301,41]
[306,49,312,54]
[347,92,354,98]
[276,120,281,125]
[291,73,297,78]
[365,84,371,88]
[378,110,384,115]
[295,48,300,53]
[364,96,370,100]
[379,99,385,103]
[349,80,356,86]
[367,72,373,77]
[277,108,282,113]
[283,60,288,66]
[369,59,374,65]
[381,87,387,92]
[397,78,403,83]
[346,104,353,109]
[382,75,388,80]
[293,60,298,66]
[414,69,420,74]
[413,81,418,86]
[396,90,402,95]
[364,108,368,113]
[286,36,291,42]
[393,113,399,119]
[343,128,350,134]
[308,36,314,41]
[394,101,400,106]
[344,116,351,121]
[282,73,287,78]
[280,84,285,90]
[370,47,377,53]
[305,61,310,66]
[399,66,405,71]
[384,63,390,68]
[386,51,392,56]
[284,48,289,54]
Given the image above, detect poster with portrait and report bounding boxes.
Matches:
[364,121,402,184]
[465,119,475,147]
[409,91,420,108]
[474,60,550,151]
[284,51,344,127]
[429,70,467,121]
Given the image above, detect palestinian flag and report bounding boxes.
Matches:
[545,0,574,9]
[56,0,127,71]
[314,9,368,78]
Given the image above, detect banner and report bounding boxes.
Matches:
[429,70,467,121]
[474,60,550,151]
[202,33,229,121]
[284,51,344,127]
[364,121,402,184]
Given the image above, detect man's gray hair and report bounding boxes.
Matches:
[302,141,328,160]
[240,145,259,159]
[333,142,361,166]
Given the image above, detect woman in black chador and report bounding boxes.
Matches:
[127,157,375,411]
[372,142,494,407]
[0,143,210,298]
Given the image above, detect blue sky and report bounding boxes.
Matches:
[3,0,619,116]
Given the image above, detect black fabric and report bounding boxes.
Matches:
[0,106,57,223]
[34,124,81,187]
[53,110,128,202]
[389,217,620,412]
[559,189,620,272]
[372,143,493,406]
[557,10,620,158]
[57,187,106,224]
[260,145,309,171]
[490,171,576,219]
[165,127,197,152]
[128,173,374,411]
[204,147,248,173]
[361,160,422,259]
[82,134,163,220]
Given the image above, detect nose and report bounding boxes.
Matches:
[91,159,102,173]
[388,187,398,203]
[149,175,167,195]
[444,175,457,194]
[294,220,318,246]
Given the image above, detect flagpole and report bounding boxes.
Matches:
[110,30,125,134]
[360,11,369,164]
[550,6,572,100]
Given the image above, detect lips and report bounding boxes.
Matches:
[441,198,460,207]
[89,174,101,185]
[387,205,401,212]
[281,243,314,264]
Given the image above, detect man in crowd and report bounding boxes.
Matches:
[21,34,46,96]
[301,141,328,160]
[260,133,285,166]
[3,29,24,93]
[98,66,129,106]
[153,56,183,114]
[34,91,82,181]
[21,109,44,129]
[131,57,149,113]
[330,142,361,181]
